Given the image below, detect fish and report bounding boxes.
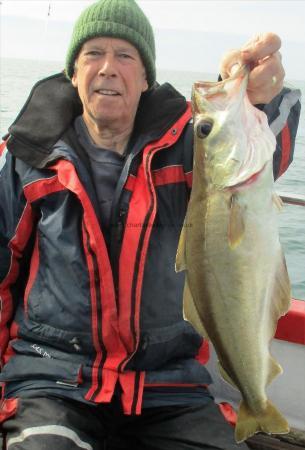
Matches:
[176,66,291,442]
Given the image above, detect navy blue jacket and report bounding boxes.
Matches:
[0,73,301,415]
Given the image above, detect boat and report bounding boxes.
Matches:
[205,193,305,449]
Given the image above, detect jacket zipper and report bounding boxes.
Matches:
[118,144,170,372]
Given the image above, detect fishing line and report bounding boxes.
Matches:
[41,2,51,60]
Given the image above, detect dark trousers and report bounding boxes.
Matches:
[2,396,249,450]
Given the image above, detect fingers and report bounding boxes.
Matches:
[246,51,285,104]
[240,32,282,63]
[219,32,285,104]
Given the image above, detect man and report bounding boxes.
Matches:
[0,0,301,449]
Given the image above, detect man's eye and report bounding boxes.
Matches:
[119,53,132,59]
[86,51,101,57]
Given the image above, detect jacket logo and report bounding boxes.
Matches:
[31,343,52,359]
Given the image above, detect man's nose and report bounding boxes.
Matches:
[98,54,117,77]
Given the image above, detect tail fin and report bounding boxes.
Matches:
[235,400,289,443]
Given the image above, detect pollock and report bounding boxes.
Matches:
[176,67,291,442]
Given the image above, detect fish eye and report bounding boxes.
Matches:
[196,120,213,139]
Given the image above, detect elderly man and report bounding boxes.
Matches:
[0,0,300,449]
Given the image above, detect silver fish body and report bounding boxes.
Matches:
[176,68,291,442]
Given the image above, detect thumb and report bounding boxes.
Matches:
[219,49,243,80]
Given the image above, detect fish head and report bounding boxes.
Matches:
[192,66,276,190]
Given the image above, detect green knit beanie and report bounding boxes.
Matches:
[65,0,156,87]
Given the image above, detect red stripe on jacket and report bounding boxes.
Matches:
[23,233,40,316]
[118,105,192,412]
[81,222,108,401]
[152,165,187,186]
[23,175,66,201]
[125,174,136,191]
[0,202,35,364]
[0,140,8,157]
[48,160,126,404]
[125,166,192,193]
[119,105,192,357]
[3,322,19,365]
[278,123,291,177]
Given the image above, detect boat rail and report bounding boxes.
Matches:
[280,192,305,207]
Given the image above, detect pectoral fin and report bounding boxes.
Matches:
[273,251,291,317]
[267,356,283,386]
[228,195,245,249]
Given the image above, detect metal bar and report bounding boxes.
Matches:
[279,193,305,207]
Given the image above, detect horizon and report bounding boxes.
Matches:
[1,54,305,84]
[1,1,305,80]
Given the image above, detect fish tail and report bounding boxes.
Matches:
[234,400,289,443]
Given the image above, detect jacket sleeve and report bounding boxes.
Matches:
[259,87,302,180]
[0,147,36,367]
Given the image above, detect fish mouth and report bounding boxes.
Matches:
[192,65,249,113]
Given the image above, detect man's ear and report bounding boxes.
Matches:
[71,61,78,88]
[142,72,149,93]
[71,73,78,88]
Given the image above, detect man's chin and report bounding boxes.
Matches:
[89,112,127,129]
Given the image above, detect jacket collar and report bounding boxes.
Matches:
[6,72,187,168]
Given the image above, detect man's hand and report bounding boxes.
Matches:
[220,33,285,105]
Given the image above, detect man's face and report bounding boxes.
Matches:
[72,37,148,130]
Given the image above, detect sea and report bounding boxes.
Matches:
[1,57,305,299]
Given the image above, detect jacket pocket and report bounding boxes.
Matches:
[0,355,82,387]
[127,320,203,370]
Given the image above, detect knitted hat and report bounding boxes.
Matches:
[65,0,156,87]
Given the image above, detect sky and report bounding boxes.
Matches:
[1,1,305,79]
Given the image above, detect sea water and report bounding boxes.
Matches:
[1,57,305,298]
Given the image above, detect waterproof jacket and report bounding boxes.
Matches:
[0,73,301,415]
